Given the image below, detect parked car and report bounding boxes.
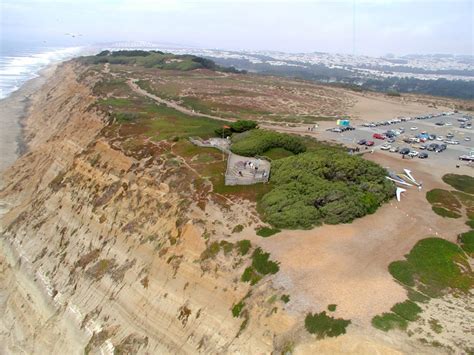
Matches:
[408,151,419,157]
[387,138,396,143]
[389,146,400,153]
[465,137,471,141]
[435,122,445,126]
[436,136,444,141]
[418,152,429,159]
[373,133,385,140]
[400,148,411,155]
[365,141,375,146]
[444,140,460,145]
[410,127,418,131]
[357,139,367,145]
[446,133,454,138]
[435,144,447,153]
[380,143,391,150]
[427,143,439,151]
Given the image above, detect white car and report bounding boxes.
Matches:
[445,122,452,126]
[465,137,471,141]
[436,136,444,141]
[380,143,391,150]
[408,151,419,157]
[410,127,418,131]
[444,140,460,145]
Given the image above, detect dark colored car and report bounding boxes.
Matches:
[399,148,411,155]
[418,152,429,159]
[357,139,367,145]
[427,143,439,151]
[436,144,447,152]
[365,141,375,146]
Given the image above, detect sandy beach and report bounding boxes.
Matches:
[0,65,58,178]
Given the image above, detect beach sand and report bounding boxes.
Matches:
[0,65,57,178]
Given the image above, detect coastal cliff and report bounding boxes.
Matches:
[0,62,295,354]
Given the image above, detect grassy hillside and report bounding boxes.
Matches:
[79,50,244,73]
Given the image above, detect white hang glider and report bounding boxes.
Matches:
[396,187,406,202]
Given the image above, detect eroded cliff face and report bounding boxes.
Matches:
[0,63,296,354]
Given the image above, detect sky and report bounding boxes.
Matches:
[1,0,473,56]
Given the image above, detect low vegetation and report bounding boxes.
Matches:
[458,230,474,254]
[389,237,472,297]
[80,50,244,73]
[232,224,244,233]
[426,189,462,219]
[256,227,281,237]
[232,301,245,318]
[236,240,252,256]
[260,149,394,229]
[304,311,351,338]
[241,247,279,285]
[372,312,408,332]
[374,237,473,332]
[214,120,258,137]
[281,294,290,303]
[442,174,474,194]
[231,129,306,157]
[390,300,422,321]
[372,301,422,331]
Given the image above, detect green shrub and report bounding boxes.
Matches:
[241,266,262,285]
[232,301,245,317]
[200,241,220,260]
[458,230,474,254]
[219,241,234,255]
[231,129,306,157]
[232,224,244,233]
[372,312,408,331]
[241,248,279,285]
[251,248,279,275]
[256,227,281,237]
[304,311,351,338]
[391,300,422,321]
[327,304,337,312]
[236,240,251,255]
[215,120,258,137]
[281,294,290,303]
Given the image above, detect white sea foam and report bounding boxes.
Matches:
[0,46,84,99]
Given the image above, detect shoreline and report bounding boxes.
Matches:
[0,64,59,176]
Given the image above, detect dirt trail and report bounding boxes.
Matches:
[127,78,321,137]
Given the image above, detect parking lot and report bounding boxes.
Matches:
[319,112,474,166]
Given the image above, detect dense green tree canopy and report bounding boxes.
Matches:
[260,149,395,228]
[231,129,306,156]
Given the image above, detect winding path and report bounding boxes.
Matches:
[126,79,321,137]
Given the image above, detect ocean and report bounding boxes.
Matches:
[0,42,85,100]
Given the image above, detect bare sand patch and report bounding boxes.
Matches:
[252,152,468,326]
[346,91,449,122]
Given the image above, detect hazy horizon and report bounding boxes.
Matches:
[2,0,473,57]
